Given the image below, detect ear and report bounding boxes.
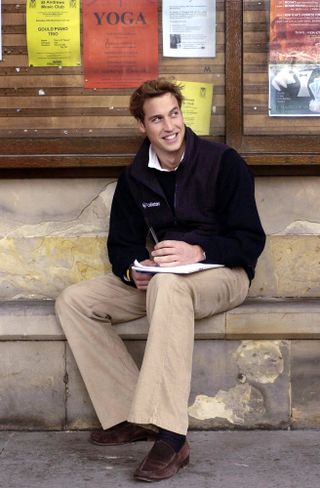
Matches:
[137,119,146,134]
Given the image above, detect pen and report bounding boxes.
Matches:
[149,226,159,244]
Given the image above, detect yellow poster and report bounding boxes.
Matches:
[26,0,81,67]
[179,81,213,135]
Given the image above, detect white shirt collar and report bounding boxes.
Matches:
[147,145,183,172]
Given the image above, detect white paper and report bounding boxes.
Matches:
[132,259,223,275]
[162,0,216,58]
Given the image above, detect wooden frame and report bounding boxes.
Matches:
[0,136,140,170]
[1,0,319,173]
[225,0,320,169]
[0,0,225,172]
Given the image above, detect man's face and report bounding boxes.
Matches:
[138,92,185,170]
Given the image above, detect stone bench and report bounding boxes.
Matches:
[1,298,320,431]
[2,298,320,340]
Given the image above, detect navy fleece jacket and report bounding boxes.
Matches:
[107,128,266,283]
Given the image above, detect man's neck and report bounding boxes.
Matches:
[154,147,185,172]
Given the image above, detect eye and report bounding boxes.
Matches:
[151,116,161,123]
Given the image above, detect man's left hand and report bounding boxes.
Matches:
[151,240,204,266]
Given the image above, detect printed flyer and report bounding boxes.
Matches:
[269,0,320,64]
[179,80,213,135]
[163,0,216,58]
[83,0,158,89]
[26,0,81,67]
[269,0,320,116]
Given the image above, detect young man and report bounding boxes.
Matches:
[55,78,265,482]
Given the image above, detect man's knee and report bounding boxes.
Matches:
[148,273,188,294]
[55,282,86,315]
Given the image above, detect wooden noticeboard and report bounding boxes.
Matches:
[0,0,225,172]
[1,0,320,173]
[226,0,320,170]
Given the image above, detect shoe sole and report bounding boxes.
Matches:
[133,455,190,482]
[90,435,155,446]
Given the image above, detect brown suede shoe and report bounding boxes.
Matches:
[133,440,190,482]
[90,422,157,446]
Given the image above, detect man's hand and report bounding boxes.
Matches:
[131,259,155,290]
[151,240,204,266]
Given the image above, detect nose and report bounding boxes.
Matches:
[163,117,174,131]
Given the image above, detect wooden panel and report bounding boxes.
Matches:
[4,0,318,171]
[0,0,226,168]
[243,0,320,137]
[226,0,320,168]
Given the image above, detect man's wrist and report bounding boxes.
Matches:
[124,265,133,282]
[195,245,206,262]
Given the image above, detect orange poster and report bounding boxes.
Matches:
[269,0,320,63]
[83,0,158,89]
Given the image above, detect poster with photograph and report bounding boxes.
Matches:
[162,0,215,58]
[269,63,320,116]
[269,1,320,116]
[26,0,81,67]
[83,0,158,89]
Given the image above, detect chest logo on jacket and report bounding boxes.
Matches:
[142,202,161,208]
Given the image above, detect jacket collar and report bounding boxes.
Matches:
[130,126,196,183]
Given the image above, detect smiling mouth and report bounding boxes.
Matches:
[163,133,178,142]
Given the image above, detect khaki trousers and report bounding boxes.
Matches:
[55,267,249,435]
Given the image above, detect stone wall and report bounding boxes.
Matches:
[0,175,320,431]
[0,179,115,300]
[251,177,320,298]
[0,176,319,300]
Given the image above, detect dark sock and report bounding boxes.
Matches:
[157,428,186,452]
[109,420,128,430]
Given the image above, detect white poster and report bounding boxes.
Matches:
[162,0,216,58]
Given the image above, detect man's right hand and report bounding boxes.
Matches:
[131,259,155,290]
